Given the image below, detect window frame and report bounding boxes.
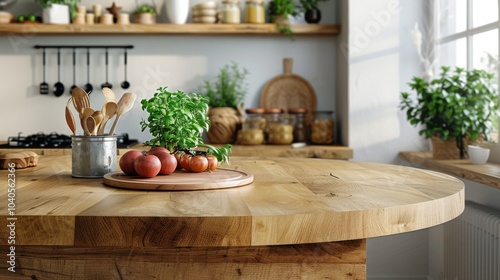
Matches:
[436,0,500,162]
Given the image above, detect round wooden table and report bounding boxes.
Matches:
[0,155,464,279]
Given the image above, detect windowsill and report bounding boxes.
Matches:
[399,151,500,190]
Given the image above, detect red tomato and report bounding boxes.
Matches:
[155,152,177,175]
[206,155,218,171]
[174,152,183,170]
[148,146,170,155]
[180,153,192,171]
[133,154,161,178]
[190,155,208,173]
[119,150,142,175]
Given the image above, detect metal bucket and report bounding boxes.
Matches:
[71,135,117,178]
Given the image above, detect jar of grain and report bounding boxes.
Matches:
[221,0,241,23]
[310,111,335,144]
[244,0,265,23]
[243,108,266,130]
[238,108,266,145]
[265,108,293,145]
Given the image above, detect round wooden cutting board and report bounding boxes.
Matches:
[103,168,254,191]
[260,58,317,123]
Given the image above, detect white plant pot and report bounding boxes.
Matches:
[165,0,189,24]
[43,4,70,24]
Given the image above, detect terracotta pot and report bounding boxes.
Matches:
[207,107,242,144]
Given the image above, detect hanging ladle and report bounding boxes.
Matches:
[101,48,112,89]
[70,48,77,94]
[53,48,65,97]
[40,48,49,95]
[121,48,130,89]
[83,48,93,94]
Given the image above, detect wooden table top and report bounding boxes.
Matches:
[0,155,464,248]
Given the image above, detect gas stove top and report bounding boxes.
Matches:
[0,132,139,149]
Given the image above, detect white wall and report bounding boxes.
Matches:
[0,0,338,143]
[342,0,430,279]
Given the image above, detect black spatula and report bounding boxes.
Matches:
[40,48,49,95]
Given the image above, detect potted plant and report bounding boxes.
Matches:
[201,62,249,144]
[298,0,330,23]
[36,0,79,24]
[267,0,299,38]
[140,86,231,163]
[133,4,156,24]
[399,66,499,159]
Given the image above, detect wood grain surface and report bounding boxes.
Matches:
[0,240,365,279]
[0,144,354,159]
[103,168,254,191]
[0,155,463,279]
[0,23,341,35]
[400,151,500,190]
[0,154,464,247]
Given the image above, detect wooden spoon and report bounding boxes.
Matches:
[65,98,77,135]
[91,111,104,136]
[72,87,91,114]
[97,102,118,135]
[80,107,95,132]
[82,116,96,136]
[102,87,116,103]
[108,92,137,136]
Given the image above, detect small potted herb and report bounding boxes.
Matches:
[399,66,499,159]
[200,62,249,144]
[267,0,299,38]
[133,4,156,24]
[140,86,231,163]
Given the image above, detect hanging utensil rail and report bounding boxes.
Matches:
[34,45,134,49]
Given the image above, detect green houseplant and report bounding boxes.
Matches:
[267,0,299,38]
[36,0,79,22]
[140,86,231,163]
[133,4,157,24]
[400,66,499,159]
[201,62,249,144]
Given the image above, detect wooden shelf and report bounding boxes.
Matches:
[399,151,500,190]
[0,23,340,36]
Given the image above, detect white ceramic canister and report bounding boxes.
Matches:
[166,0,190,24]
[72,135,117,178]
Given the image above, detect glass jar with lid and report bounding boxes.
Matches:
[221,0,241,24]
[244,0,265,23]
[242,108,266,130]
[237,108,265,145]
[310,110,335,144]
[288,108,308,143]
[265,108,293,145]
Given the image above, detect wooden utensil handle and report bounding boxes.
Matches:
[283,57,293,75]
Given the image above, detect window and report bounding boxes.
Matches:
[437,0,500,160]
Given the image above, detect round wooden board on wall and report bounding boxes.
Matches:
[260,57,317,123]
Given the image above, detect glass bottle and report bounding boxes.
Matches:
[310,110,335,144]
[244,0,265,23]
[221,0,241,24]
[288,108,308,143]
